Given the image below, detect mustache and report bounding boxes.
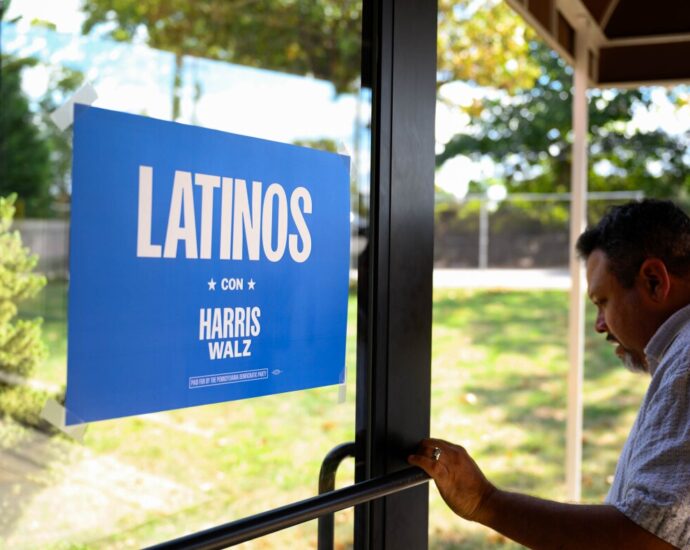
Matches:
[606,334,619,344]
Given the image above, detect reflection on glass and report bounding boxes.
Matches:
[1,1,368,547]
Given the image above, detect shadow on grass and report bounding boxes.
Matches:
[435,290,629,381]
[0,420,71,545]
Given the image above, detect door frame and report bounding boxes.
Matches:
[355,0,437,548]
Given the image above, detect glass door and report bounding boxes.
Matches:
[1,2,369,547]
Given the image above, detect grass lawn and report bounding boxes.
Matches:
[7,282,648,549]
[428,290,645,549]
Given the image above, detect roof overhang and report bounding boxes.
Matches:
[505,0,690,88]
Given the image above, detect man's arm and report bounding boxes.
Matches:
[478,489,675,549]
[408,438,677,550]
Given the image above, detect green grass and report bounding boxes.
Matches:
[428,289,645,549]
[7,282,647,549]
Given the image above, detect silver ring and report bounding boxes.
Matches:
[432,447,442,461]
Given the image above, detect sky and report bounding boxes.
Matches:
[5,0,85,33]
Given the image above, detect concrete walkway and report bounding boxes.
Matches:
[351,268,571,290]
[433,268,571,290]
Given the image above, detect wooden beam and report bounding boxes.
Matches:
[566,15,589,504]
[557,11,576,57]
[599,41,690,85]
[600,0,621,28]
[505,0,575,65]
[605,0,690,39]
[607,32,690,47]
[528,0,554,32]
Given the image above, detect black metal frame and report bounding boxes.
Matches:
[145,468,429,550]
[355,0,437,548]
[318,442,356,550]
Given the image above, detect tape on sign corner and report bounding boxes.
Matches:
[338,382,347,404]
[40,398,88,442]
[336,141,354,164]
[336,140,352,155]
[50,82,98,132]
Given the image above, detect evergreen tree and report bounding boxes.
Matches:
[0,194,49,428]
[0,55,53,217]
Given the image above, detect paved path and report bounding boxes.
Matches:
[433,268,571,290]
[352,268,571,290]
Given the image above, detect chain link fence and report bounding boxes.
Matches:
[434,191,645,268]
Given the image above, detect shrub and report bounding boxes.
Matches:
[0,194,49,428]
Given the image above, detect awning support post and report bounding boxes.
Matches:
[566,15,589,503]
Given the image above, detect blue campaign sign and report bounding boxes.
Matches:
[66,105,350,425]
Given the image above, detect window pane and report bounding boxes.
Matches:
[1,1,368,547]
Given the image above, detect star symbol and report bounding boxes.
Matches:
[208,278,217,291]
[248,279,256,290]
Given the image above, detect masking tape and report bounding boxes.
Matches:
[50,82,98,131]
[40,398,88,442]
[337,141,353,158]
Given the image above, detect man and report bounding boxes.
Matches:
[409,200,690,549]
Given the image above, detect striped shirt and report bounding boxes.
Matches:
[605,303,690,548]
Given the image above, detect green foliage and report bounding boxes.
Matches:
[2,0,84,214]
[0,384,55,432]
[80,0,542,121]
[438,43,578,188]
[81,0,362,119]
[438,41,690,201]
[0,194,48,426]
[0,0,12,21]
[438,0,540,93]
[292,137,338,152]
[0,54,53,217]
[81,0,362,91]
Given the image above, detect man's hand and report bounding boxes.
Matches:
[408,438,496,522]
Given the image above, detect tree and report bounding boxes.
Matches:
[0,194,50,429]
[80,0,542,121]
[437,0,540,93]
[0,54,54,217]
[437,40,690,203]
[80,0,362,119]
[292,137,338,152]
[0,1,73,218]
[1,0,85,216]
[0,194,46,376]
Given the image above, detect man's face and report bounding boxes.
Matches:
[585,249,649,373]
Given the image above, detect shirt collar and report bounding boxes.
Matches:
[645,302,690,376]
